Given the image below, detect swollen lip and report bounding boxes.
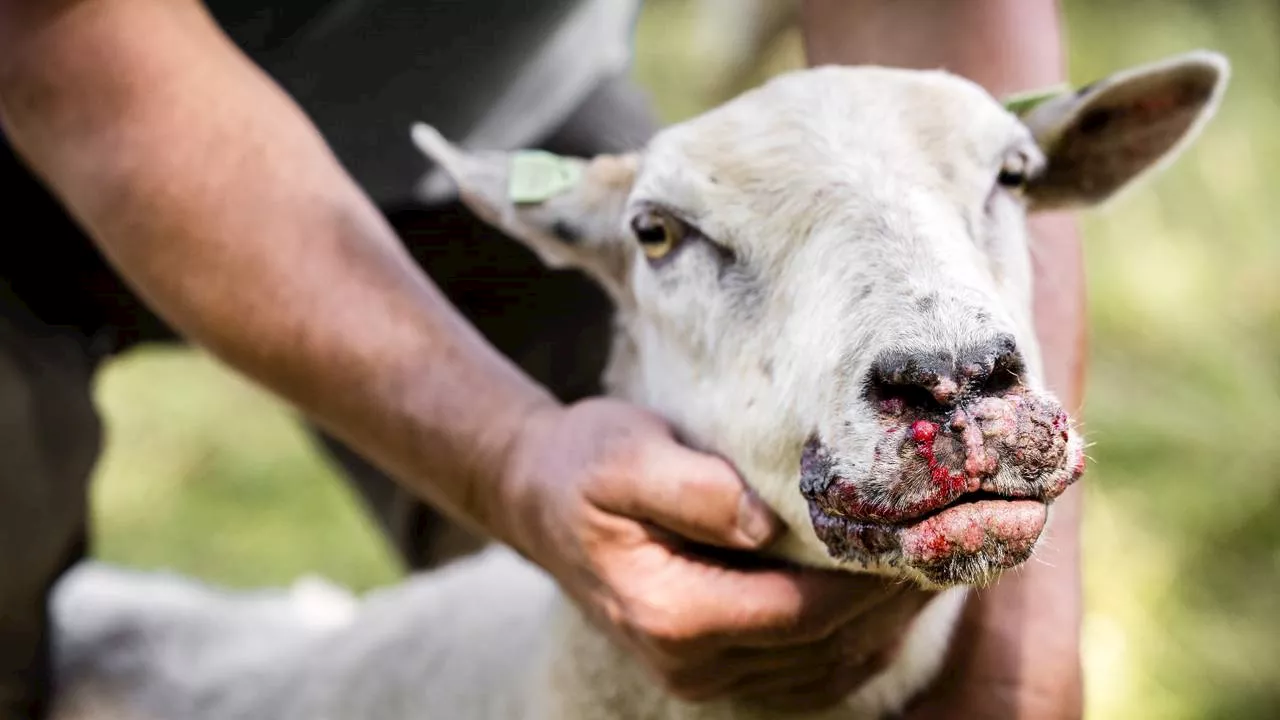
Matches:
[898,498,1047,566]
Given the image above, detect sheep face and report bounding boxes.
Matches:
[413,51,1227,589]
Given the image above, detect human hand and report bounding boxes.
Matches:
[496,397,935,710]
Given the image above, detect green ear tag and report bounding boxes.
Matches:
[508,150,583,204]
[1002,84,1071,116]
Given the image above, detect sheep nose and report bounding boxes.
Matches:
[866,334,1024,410]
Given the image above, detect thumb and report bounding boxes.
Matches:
[590,433,783,550]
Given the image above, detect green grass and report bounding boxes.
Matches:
[87,1,1280,718]
[91,350,402,592]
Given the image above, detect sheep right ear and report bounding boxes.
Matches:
[411,124,638,306]
[1015,50,1229,211]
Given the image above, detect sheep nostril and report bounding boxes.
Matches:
[865,335,1026,413]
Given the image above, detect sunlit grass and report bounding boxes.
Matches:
[87,1,1280,718]
[91,349,401,592]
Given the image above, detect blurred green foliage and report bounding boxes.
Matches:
[87,1,1279,718]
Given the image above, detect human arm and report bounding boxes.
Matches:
[0,0,556,536]
[800,1,1087,716]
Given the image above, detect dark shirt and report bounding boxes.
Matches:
[212,0,586,203]
[5,0,639,204]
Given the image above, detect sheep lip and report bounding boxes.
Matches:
[806,495,1050,579]
[894,488,1022,524]
[897,492,1041,529]
[815,486,1031,527]
[897,498,1048,576]
[802,440,1075,572]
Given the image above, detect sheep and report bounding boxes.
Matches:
[49,50,1229,720]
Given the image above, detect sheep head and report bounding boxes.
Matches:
[411,51,1228,589]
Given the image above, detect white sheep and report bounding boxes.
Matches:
[50,50,1229,720]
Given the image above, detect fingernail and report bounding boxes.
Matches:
[737,491,779,546]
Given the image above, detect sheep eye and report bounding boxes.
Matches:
[630,210,685,260]
[997,150,1032,190]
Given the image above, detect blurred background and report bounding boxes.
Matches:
[86,0,1278,718]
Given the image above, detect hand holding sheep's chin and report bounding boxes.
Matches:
[495,396,935,710]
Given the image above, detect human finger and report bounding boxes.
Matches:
[588,434,781,551]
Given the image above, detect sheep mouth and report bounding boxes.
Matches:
[893,495,1048,580]
[799,389,1084,586]
[901,488,1018,522]
[806,491,1050,587]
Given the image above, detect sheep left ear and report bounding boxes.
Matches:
[411,123,638,305]
[1012,50,1230,211]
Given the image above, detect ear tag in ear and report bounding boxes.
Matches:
[508,150,583,204]
[1002,84,1072,116]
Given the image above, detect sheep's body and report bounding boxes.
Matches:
[52,547,966,720]
[54,548,554,720]
[50,54,1227,720]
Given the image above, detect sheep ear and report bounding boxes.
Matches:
[411,124,637,304]
[1018,50,1230,211]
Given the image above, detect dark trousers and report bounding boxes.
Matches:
[0,76,657,719]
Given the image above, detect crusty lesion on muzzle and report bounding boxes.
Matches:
[800,337,1085,589]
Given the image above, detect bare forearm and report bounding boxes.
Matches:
[801,0,1068,95]
[801,0,1085,711]
[0,0,553,536]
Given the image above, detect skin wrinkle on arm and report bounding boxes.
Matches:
[0,0,556,542]
[800,0,1086,714]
